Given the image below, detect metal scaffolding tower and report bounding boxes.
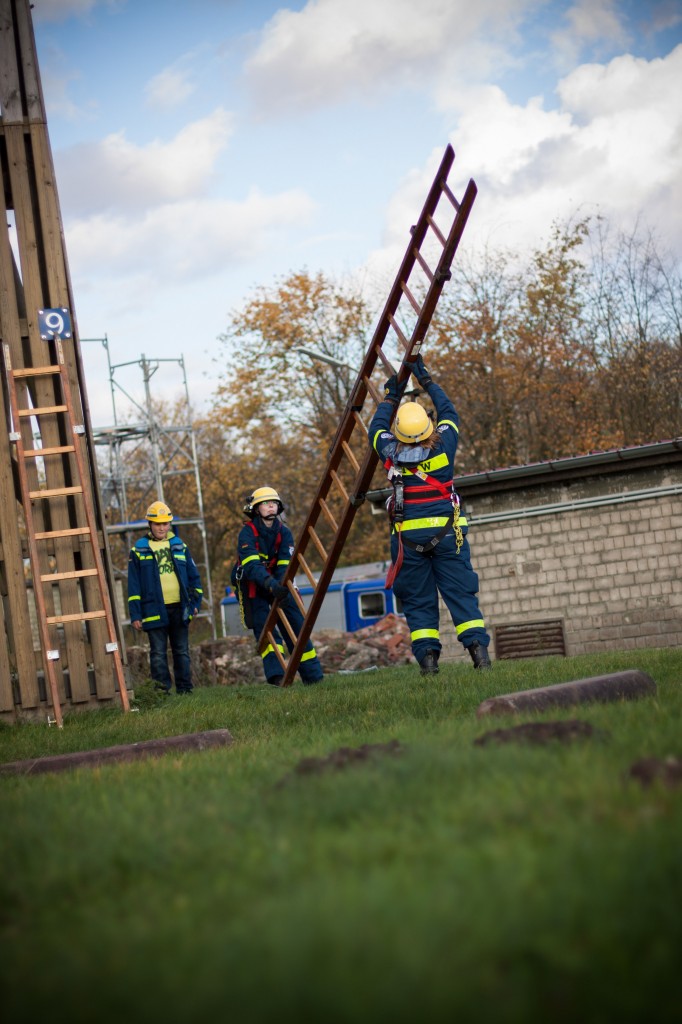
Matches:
[84,336,216,639]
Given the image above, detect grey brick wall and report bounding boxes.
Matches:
[439,471,682,663]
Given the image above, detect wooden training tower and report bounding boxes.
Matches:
[0,0,130,724]
[260,145,477,685]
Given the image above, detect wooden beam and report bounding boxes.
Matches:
[476,670,657,718]
[0,728,235,776]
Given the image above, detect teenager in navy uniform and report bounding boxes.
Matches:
[369,355,491,675]
[234,487,324,686]
[127,500,203,693]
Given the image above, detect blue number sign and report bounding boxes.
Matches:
[38,308,72,340]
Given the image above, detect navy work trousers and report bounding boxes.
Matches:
[391,531,489,665]
[250,593,323,685]
[147,603,192,693]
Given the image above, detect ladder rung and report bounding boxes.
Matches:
[387,313,409,348]
[34,527,91,540]
[375,347,397,376]
[307,525,328,561]
[318,496,339,532]
[330,469,349,503]
[29,485,83,499]
[442,181,460,211]
[400,280,421,316]
[24,445,76,457]
[40,568,99,582]
[426,212,447,247]
[363,376,384,406]
[353,411,369,438]
[341,440,360,474]
[18,404,67,417]
[298,552,317,589]
[12,365,60,378]
[414,248,434,282]
[46,610,107,625]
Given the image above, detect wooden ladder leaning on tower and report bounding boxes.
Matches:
[3,320,130,727]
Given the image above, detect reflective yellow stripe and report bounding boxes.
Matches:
[411,628,439,641]
[128,594,141,603]
[456,619,485,635]
[395,516,451,532]
[372,428,384,452]
[438,418,458,433]
[143,614,161,624]
[261,643,285,660]
[403,451,449,473]
[300,648,318,662]
[242,554,260,566]
[277,559,290,566]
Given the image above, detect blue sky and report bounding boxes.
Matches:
[31,0,682,425]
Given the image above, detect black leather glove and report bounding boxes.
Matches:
[384,374,407,404]
[266,578,289,600]
[411,354,432,387]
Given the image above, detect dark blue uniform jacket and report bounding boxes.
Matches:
[127,531,203,630]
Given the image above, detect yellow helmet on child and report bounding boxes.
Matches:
[244,486,284,517]
[395,402,433,444]
[145,500,173,523]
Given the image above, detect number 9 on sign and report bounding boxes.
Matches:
[38,308,72,340]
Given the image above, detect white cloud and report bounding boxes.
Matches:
[245,0,532,113]
[550,0,628,66]
[56,109,235,215]
[145,66,196,109]
[373,44,682,265]
[65,188,317,289]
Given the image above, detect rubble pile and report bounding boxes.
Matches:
[125,613,413,687]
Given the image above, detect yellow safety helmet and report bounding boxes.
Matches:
[244,486,284,517]
[145,500,173,523]
[394,402,433,444]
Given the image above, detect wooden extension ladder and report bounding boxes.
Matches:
[259,144,477,686]
[3,336,130,727]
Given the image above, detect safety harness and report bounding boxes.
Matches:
[384,457,463,588]
[233,520,282,628]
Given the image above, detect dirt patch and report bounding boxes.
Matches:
[628,755,682,788]
[474,719,601,747]
[277,739,404,786]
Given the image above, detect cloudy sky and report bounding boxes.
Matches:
[31,0,682,426]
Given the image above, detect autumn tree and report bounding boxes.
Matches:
[201,270,391,583]
[425,215,680,471]
[586,218,682,445]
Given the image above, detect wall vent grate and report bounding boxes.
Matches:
[494,619,566,660]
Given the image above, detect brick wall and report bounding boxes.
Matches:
[439,464,682,662]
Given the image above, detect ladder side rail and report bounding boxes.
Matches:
[3,345,64,726]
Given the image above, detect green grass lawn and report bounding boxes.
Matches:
[1,647,681,1024]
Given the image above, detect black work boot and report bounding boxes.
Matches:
[468,641,492,669]
[419,649,440,675]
